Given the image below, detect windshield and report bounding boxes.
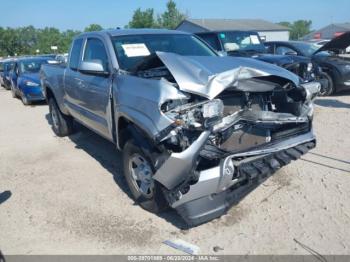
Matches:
[290,42,322,57]
[112,34,217,71]
[20,59,48,74]
[218,32,266,53]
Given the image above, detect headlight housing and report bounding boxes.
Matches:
[24,80,39,87]
[163,99,224,130]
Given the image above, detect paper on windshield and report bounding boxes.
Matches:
[250,35,260,44]
[122,43,151,57]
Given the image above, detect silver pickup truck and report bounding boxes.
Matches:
[40,29,319,226]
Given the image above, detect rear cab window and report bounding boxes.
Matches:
[69,38,83,70]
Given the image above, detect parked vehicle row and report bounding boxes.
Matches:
[40,29,319,226]
[0,54,65,104]
[194,30,350,96]
[265,33,350,96]
[0,59,15,90]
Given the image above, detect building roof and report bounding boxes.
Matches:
[177,19,290,32]
[334,23,350,30]
[302,23,350,40]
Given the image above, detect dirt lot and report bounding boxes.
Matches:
[0,87,350,255]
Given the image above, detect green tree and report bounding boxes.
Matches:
[0,28,21,56]
[158,0,186,29]
[0,26,81,57]
[84,24,103,32]
[278,20,312,40]
[127,0,186,29]
[37,27,62,53]
[127,8,157,28]
[59,30,81,53]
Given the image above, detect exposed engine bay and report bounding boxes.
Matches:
[122,52,319,226]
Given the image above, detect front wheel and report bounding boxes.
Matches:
[48,98,74,137]
[122,139,168,213]
[21,94,31,105]
[319,72,334,96]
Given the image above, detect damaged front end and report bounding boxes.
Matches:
[125,52,319,226]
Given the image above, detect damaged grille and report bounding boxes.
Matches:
[199,89,311,161]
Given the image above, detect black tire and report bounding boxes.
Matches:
[48,98,74,137]
[4,82,11,90]
[122,139,167,213]
[319,72,334,96]
[21,94,31,105]
[11,86,17,98]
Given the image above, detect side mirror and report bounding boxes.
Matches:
[79,60,109,76]
[217,51,228,57]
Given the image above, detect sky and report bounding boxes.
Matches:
[0,0,349,31]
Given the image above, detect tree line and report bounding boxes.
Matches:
[0,0,312,57]
[0,24,103,57]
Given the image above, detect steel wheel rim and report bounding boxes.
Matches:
[128,153,154,197]
[319,74,332,96]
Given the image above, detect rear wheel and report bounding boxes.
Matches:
[319,72,334,96]
[122,139,167,213]
[11,86,17,98]
[48,98,74,137]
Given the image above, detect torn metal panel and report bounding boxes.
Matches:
[115,75,188,139]
[153,131,210,189]
[171,130,316,209]
[156,51,300,99]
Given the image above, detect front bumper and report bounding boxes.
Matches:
[22,86,45,101]
[157,131,316,226]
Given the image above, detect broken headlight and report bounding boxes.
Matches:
[163,99,224,130]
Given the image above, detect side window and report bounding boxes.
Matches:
[197,34,221,51]
[83,38,109,71]
[265,43,275,54]
[276,45,295,55]
[69,38,83,70]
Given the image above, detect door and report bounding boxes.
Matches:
[64,38,85,112]
[11,63,19,91]
[75,37,112,140]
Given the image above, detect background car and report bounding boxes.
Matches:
[195,30,321,84]
[10,57,50,105]
[265,32,350,95]
[0,60,4,87]
[2,59,15,90]
[307,39,331,48]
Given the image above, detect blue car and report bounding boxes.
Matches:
[1,59,15,90]
[10,57,50,105]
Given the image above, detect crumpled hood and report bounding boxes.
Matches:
[314,32,350,55]
[156,52,300,99]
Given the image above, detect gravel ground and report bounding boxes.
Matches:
[0,88,350,255]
